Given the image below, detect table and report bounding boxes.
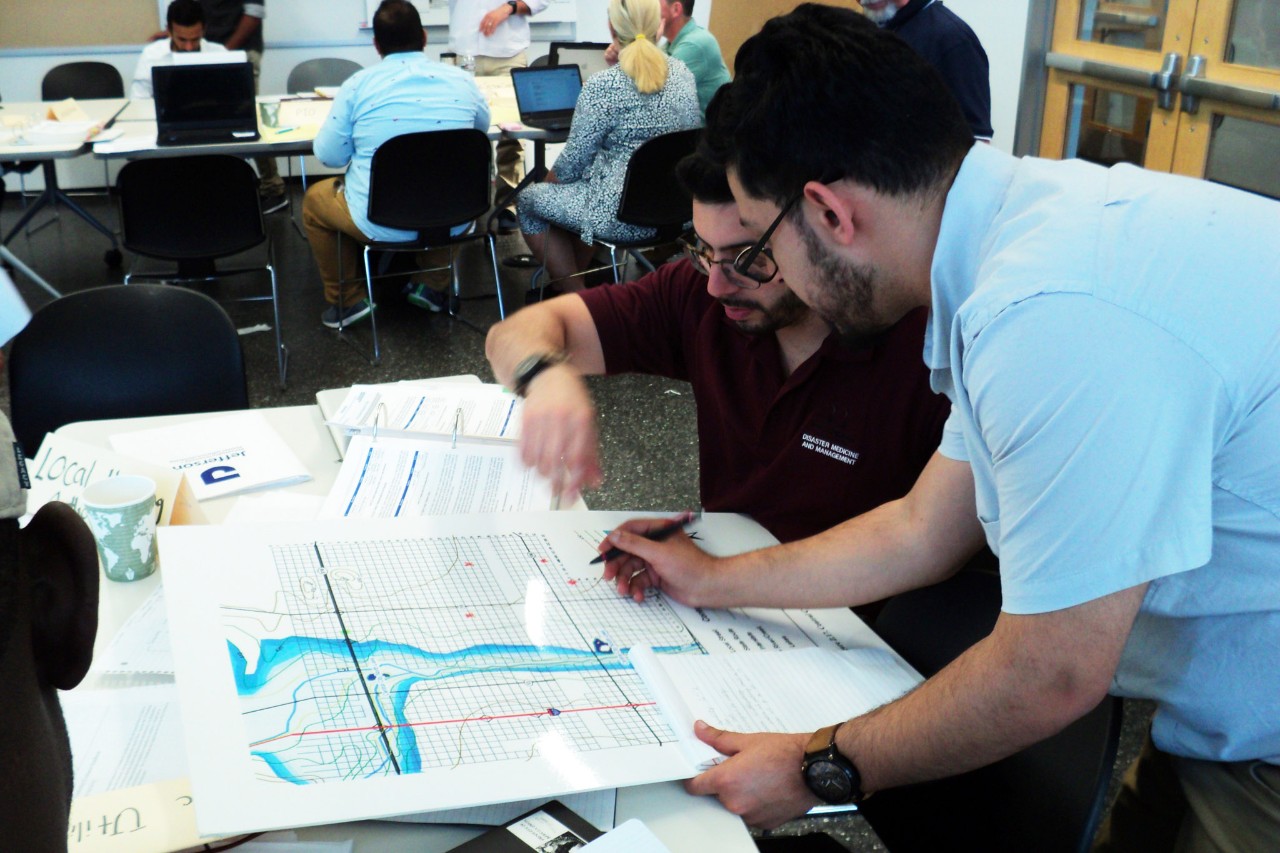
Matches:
[56,405,756,853]
[0,98,129,293]
[94,82,565,161]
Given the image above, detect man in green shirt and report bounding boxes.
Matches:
[660,0,730,112]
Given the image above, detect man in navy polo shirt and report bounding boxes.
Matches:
[862,0,991,139]
[486,152,947,544]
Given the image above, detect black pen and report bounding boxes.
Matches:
[590,513,696,565]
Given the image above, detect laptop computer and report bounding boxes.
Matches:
[549,42,612,81]
[153,61,260,147]
[510,64,583,131]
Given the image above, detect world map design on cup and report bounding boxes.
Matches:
[81,475,160,582]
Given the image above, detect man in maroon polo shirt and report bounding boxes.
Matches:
[486,153,948,544]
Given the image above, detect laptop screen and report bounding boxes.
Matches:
[511,65,583,119]
[153,62,257,132]
[550,43,611,81]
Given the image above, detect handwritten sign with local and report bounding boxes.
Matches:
[25,435,181,526]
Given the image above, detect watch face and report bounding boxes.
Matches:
[805,759,854,803]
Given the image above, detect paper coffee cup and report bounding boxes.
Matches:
[82,475,160,582]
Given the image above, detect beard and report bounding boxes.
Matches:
[719,287,809,335]
[795,213,896,348]
[861,2,898,25]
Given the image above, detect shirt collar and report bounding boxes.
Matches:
[923,144,1015,377]
[669,18,699,47]
[885,0,937,30]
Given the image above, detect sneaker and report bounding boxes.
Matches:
[260,191,289,215]
[406,282,448,313]
[321,299,374,329]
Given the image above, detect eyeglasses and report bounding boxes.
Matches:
[680,237,779,289]
[731,191,802,281]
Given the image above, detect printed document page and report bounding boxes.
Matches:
[326,383,521,441]
[319,435,555,518]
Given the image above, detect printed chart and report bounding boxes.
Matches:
[235,532,695,784]
[159,512,882,835]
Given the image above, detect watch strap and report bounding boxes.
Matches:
[805,723,840,756]
[512,351,566,397]
[507,0,519,13]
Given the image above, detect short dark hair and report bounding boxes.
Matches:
[705,4,972,207]
[675,150,733,205]
[374,0,426,54]
[678,0,694,17]
[167,0,205,28]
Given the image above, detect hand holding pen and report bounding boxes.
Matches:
[596,511,710,604]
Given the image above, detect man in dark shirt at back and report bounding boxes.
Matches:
[861,0,992,139]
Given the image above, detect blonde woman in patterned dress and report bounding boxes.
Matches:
[516,0,702,293]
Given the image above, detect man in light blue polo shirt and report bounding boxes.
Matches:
[599,6,1280,846]
[302,0,489,329]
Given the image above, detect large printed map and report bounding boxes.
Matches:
[160,512,876,836]
[232,532,697,784]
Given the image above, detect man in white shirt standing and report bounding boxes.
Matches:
[130,0,226,99]
[448,0,548,231]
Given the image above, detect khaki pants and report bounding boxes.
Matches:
[245,49,284,195]
[302,178,452,307]
[1094,733,1280,852]
[476,51,527,199]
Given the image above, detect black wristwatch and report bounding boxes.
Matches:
[801,723,864,804]
[511,352,566,397]
[507,0,519,14]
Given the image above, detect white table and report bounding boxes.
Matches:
[56,405,756,853]
[1,97,129,293]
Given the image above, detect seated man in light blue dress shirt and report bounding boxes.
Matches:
[301,0,490,329]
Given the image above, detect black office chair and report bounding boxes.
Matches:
[334,128,503,364]
[41,61,125,100]
[116,155,287,386]
[859,567,1123,853]
[598,128,700,283]
[7,284,248,455]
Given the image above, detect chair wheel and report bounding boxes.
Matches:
[104,248,123,267]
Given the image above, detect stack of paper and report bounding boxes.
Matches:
[326,382,522,442]
[110,411,311,501]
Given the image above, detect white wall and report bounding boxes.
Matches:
[945,0,1031,153]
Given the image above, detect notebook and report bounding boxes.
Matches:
[510,64,582,131]
[152,61,260,147]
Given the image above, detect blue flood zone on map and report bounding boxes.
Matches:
[231,637,696,783]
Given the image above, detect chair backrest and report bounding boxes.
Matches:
[529,54,552,68]
[366,128,492,244]
[861,567,1123,853]
[616,129,700,240]
[286,58,363,94]
[549,42,612,79]
[8,284,249,454]
[42,62,125,101]
[117,155,266,261]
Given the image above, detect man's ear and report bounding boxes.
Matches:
[21,502,99,690]
[801,180,859,248]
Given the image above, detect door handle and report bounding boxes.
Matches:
[1179,54,1280,114]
